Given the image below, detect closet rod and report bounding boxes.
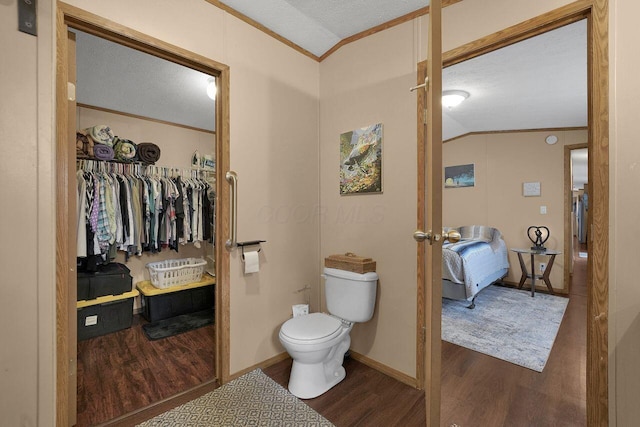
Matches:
[76,159,211,178]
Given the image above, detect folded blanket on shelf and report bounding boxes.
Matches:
[113,138,137,161]
[76,130,94,158]
[93,143,115,161]
[137,142,161,164]
[86,125,115,147]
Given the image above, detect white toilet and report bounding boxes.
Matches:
[279,267,378,399]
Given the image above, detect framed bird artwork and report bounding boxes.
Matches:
[339,123,383,195]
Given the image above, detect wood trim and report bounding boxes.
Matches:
[417,1,609,426]
[415,64,427,391]
[77,103,217,135]
[444,126,588,143]
[564,143,588,295]
[349,351,418,389]
[216,63,231,386]
[55,7,70,426]
[57,2,228,75]
[587,0,609,424]
[66,29,79,426]
[55,3,232,424]
[440,0,593,68]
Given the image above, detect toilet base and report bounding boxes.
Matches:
[286,335,350,399]
[288,359,346,399]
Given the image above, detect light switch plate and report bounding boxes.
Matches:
[18,0,37,36]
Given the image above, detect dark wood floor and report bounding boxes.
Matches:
[85,242,586,427]
[76,314,215,427]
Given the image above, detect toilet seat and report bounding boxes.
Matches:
[280,313,343,345]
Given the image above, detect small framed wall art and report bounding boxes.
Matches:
[339,123,383,195]
[444,163,475,188]
[523,181,541,197]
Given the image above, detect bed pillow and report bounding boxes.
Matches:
[459,225,494,242]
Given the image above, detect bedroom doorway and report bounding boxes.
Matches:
[415,2,608,426]
[55,4,231,425]
[565,144,589,294]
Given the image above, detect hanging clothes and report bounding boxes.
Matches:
[76,160,214,265]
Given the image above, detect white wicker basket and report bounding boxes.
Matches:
[146,258,207,289]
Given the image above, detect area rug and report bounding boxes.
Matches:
[142,309,214,341]
[442,285,569,372]
[136,369,335,426]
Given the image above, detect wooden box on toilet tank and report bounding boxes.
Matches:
[324,253,376,274]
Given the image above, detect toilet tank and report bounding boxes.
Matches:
[323,267,378,323]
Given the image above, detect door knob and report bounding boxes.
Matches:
[414,229,461,244]
[442,229,461,243]
[413,230,433,243]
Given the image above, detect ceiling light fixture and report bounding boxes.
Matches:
[206,77,217,100]
[442,90,469,109]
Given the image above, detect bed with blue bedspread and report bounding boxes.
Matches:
[442,226,510,308]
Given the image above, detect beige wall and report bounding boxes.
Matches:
[611,0,640,424]
[220,14,320,373]
[443,130,588,289]
[0,2,52,425]
[319,23,421,378]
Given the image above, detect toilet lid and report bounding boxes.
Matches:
[280,313,342,343]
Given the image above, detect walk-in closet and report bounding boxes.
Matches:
[68,27,221,426]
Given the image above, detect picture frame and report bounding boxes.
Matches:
[444,163,475,188]
[339,123,383,195]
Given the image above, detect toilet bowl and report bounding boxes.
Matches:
[279,312,352,399]
[279,267,378,399]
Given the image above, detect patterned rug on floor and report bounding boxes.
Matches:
[136,369,335,427]
[442,285,569,372]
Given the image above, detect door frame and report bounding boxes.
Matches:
[416,1,609,425]
[55,3,231,425]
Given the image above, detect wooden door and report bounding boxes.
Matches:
[414,1,443,426]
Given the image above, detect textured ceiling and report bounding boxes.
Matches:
[219,0,430,57]
[443,19,587,140]
[75,30,216,132]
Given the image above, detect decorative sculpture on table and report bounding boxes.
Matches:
[528,226,550,251]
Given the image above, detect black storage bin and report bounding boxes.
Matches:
[77,290,138,341]
[141,285,215,322]
[77,263,132,301]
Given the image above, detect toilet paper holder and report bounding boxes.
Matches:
[238,240,266,260]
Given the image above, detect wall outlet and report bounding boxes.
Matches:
[539,262,547,273]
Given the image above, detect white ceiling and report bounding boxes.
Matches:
[74,4,587,182]
[74,30,216,132]
[443,19,587,141]
[219,0,431,57]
